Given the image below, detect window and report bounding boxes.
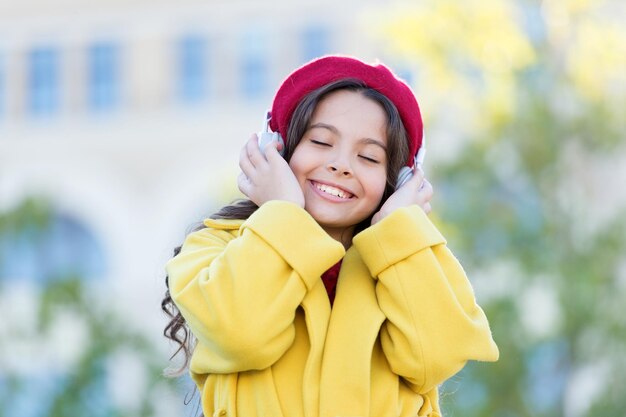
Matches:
[88,42,120,112]
[177,35,209,103]
[301,25,331,62]
[240,29,268,99]
[28,47,60,116]
[0,212,108,283]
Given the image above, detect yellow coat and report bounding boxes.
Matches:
[166,201,499,417]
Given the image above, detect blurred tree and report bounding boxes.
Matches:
[0,197,181,417]
[371,0,626,416]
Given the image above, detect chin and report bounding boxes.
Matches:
[313,214,368,230]
[304,200,374,231]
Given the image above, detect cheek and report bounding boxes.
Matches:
[287,152,303,175]
[289,145,322,176]
[367,168,388,199]
[288,154,310,186]
[375,182,387,201]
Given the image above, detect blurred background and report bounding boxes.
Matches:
[1,0,624,416]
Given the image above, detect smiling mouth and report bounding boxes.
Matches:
[311,181,354,199]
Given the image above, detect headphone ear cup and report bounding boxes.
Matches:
[276,133,285,156]
[258,131,285,156]
[258,110,285,156]
[396,142,426,189]
[396,166,413,189]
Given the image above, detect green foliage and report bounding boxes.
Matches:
[0,199,180,417]
[377,0,626,415]
[0,198,52,241]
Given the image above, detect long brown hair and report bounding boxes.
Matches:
[161,78,411,375]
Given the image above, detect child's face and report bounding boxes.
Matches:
[289,89,388,239]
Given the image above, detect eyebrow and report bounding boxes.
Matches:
[308,122,387,151]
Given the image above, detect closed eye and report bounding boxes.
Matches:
[310,139,331,146]
[359,155,380,164]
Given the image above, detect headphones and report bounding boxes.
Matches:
[258,111,425,190]
[257,111,285,155]
[395,137,426,189]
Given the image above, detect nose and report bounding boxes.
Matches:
[327,157,353,177]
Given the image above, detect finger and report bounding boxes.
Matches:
[407,167,425,188]
[263,142,284,163]
[239,143,256,181]
[237,172,252,198]
[422,202,432,214]
[240,134,257,163]
[419,179,434,201]
[247,134,268,167]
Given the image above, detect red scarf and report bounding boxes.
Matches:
[321,260,343,306]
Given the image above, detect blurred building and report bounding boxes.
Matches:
[0,1,404,413]
[0,0,402,314]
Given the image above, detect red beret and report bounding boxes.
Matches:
[269,55,423,166]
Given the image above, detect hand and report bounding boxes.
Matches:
[371,167,433,225]
[237,134,305,208]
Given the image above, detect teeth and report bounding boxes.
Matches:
[316,183,350,199]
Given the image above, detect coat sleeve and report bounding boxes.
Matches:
[352,205,499,394]
[165,201,345,374]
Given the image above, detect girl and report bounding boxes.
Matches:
[162,55,499,417]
